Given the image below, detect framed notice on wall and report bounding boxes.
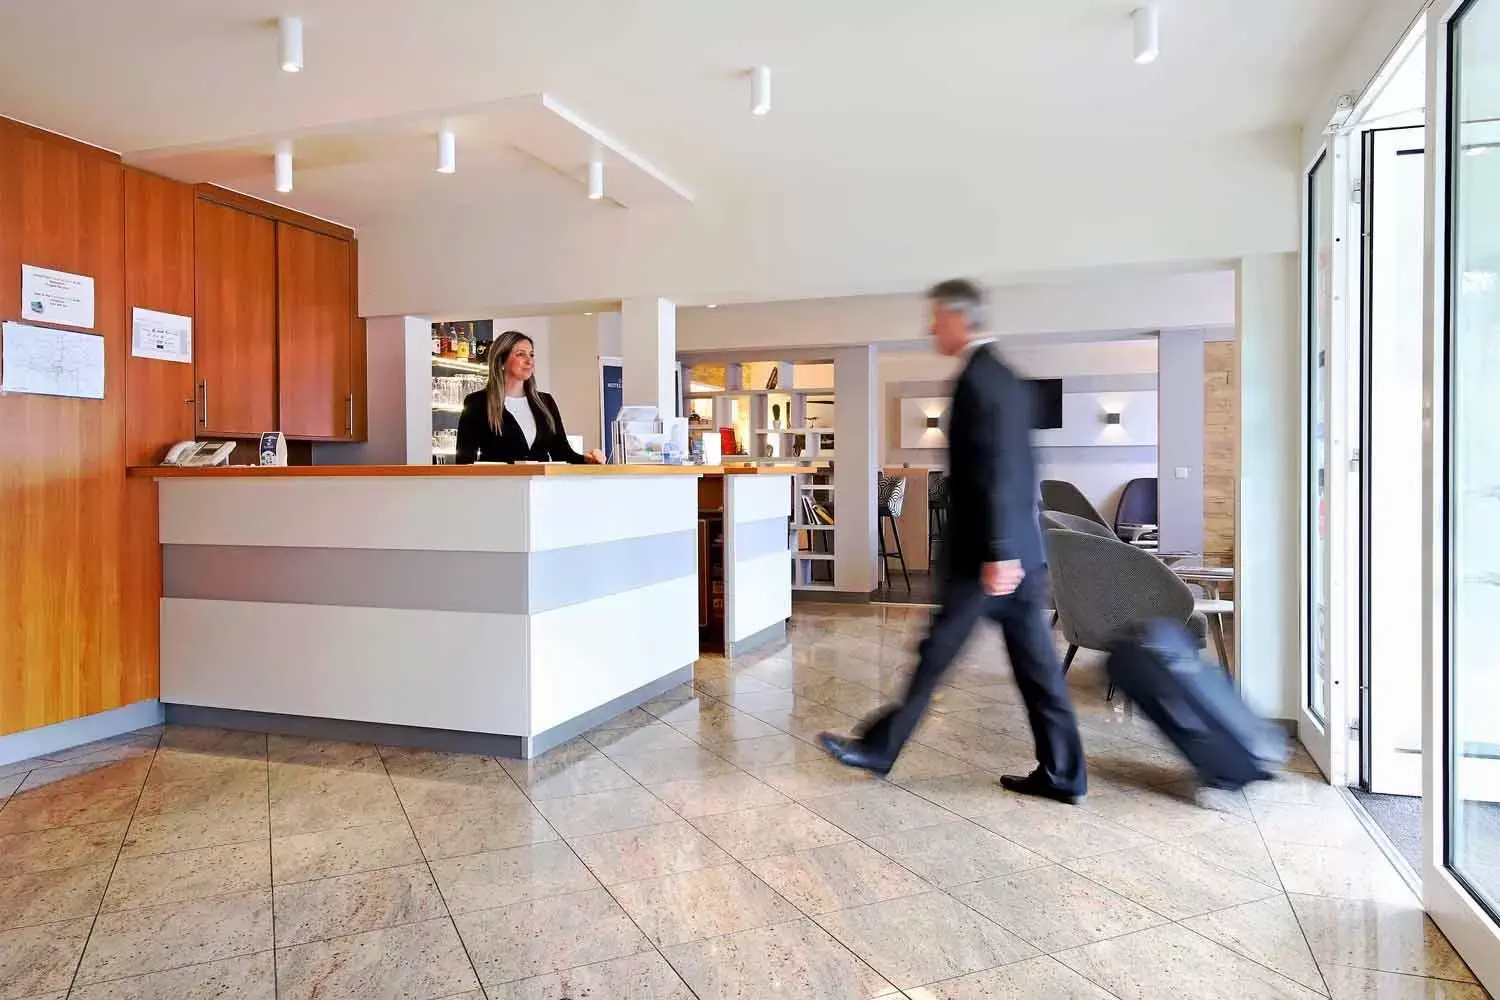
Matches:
[131,307,193,364]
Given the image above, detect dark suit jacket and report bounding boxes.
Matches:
[941,343,1045,580]
[454,390,587,464]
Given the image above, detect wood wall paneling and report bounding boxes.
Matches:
[193,184,355,241]
[194,199,277,437]
[0,122,158,736]
[276,223,353,439]
[1203,341,1238,565]
[123,167,195,464]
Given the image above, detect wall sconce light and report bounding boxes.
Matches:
[925,415,941,429]
[1103,411,1122,425]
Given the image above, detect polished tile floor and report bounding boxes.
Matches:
[0,604,1489,999]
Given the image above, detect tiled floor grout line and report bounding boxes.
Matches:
[60,731,163,1000]
[266,739,280,1000]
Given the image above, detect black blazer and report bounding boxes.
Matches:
[454,390,587,465]
[941,343,1046,580]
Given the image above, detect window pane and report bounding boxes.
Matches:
[1446,0,1500,921]
[1309,152,1332,724]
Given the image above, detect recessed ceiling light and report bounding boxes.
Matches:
[436,127,456,174]
[584,311,594,316]
[279,16,303,73]
[706,304,718,309]
[1132,6,1159,65]
[751,66,771,116]
[587,155,604,200]
[273,140,293,193]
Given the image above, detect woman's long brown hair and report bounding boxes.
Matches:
[486,331,556,436]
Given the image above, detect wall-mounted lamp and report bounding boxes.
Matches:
[1103,411,1122,425]
[925,415,941,429]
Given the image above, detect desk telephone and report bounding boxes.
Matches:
[163,440,236,467]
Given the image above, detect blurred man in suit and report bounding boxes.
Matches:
[820,279,1087,803]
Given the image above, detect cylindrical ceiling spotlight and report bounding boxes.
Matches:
[587,154,604,200]
[751,65,772,116]
[274,141,293,193]
[1132,6,1159,65]
[279,16,304,73]
[436,127,456,174]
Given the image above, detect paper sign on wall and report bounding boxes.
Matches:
[20,264,95,329]
[131,307,193,364]
[1,321,105,399]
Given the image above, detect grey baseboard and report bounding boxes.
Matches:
[727,621,787,658]
[525,665,694,757]
[0,700,164,768]
[793,589,871,605]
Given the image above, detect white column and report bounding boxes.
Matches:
[622,297,677,415]
[834,345,879,594]
[1236,253,1300,720]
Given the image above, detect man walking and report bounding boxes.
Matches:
[820,279,1087,803]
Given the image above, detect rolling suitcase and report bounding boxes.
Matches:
[1104,619,1288,791]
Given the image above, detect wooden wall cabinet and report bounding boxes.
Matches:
[277,223,356,439]
[194,198,277,437]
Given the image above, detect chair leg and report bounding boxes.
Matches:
[888,514,910,591]
[1062,645,1078,674]
[1049,611,1058,628]
[1209,614,1231,676]
[877,514,888,588]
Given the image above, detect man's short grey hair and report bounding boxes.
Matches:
[927,278,987,331]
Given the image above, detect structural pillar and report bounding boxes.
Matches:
[621,297,677,416]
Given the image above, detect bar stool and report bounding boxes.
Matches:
[928,472,948,565]
[878,474,910,592]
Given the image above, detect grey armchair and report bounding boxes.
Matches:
[1040,480,1109,527]
[1043,510,1117,539]
[1044,528,1207,694]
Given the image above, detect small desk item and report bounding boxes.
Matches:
[258,432,287,467]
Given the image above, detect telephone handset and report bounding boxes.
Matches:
[163,441,237,467]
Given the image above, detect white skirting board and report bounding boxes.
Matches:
[0,700,164,768]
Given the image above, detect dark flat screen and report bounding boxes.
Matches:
[1028,378,1063,430]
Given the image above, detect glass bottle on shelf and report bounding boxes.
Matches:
[432,324,443,358]
[455,321,470,362]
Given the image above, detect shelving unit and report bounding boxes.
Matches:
[430,321,493,464]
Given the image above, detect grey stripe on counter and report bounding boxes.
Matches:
[734,516,792,562]
[163,531,696,614]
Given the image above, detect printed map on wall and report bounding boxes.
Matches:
[0,321,105,399]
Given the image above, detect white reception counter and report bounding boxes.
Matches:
[134,464,788,758]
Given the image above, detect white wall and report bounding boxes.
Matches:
[315,315,431,467]
[545,312,624,452]
[1156,327,1236,554]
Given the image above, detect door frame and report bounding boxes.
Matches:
[1422,0,1500,988]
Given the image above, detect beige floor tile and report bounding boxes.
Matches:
[966,797,1152,863]
[816,890,1037,989]
[1082,786,1253,841]
[272,819,424,884]
[667,707,784,746]
[275,916,480,1000]
[389,772,528,818]
[1063,843,1280,921]
[719,688,802,716]
[0,917,94,1000]
[885,745,974,783]
[746,704,864,744]
[907,954,1116,1000]
[611,862,801,947]
[13,757,151,801]
[950,864,1168,953]
[1246,771,1349,809]
[1320,965,1491,1000]
[663,917,897,1000]
[160,726,267,757]
[103,841,270,912]
[274,864,447,947]
[483,950,693,1000]
[504,753,637,801]
[610,746,740,786]
[1254,799,1375,851]
[756,758,883,801]
[690,802,853,862]
[895,770,1013,820]
[0,863,110,930]
[134,772,266,817]
[1183,896,1328,995]
[1174,823,1284,887]
[407,803,556,862]
[587,707,662,732]
[456,887,651,986]
[587,723,699,759]
[803,782,958,839]
[746,840,931,916]
[120,799,268,858]
[534,787,677,838]
[269,784,407,839]
[146,749,265,785]
[0,820,126,879]
[75,888,273,986]
[68,951,276,1000]
[1268,842,1418,904]
[429,841,598,914]
[0,786,138,836]
[1056,923,1325,999]
[864,820,1045,888]
[1289,894,1477,983]
[568,821,732,885]
[713,733,827,770]
[267,736,381,768]
[649,771,790,819]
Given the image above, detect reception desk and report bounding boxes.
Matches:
[131,464,792,758]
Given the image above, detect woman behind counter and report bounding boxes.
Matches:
[455,330,606,465]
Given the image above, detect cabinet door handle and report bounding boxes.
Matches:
[199,380,209,428]
[346,394,354,437]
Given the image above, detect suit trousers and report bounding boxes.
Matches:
[857,575,1088,795]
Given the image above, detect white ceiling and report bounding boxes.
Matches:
[0,0,1369,311]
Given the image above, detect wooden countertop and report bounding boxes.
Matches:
[129,463,805,479]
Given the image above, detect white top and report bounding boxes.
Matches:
[505,395,537,447]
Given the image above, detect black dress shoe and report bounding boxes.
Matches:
[818,734,893,777]
[999,771,1084,805]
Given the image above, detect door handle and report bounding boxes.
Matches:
[198,380,209,428]
[346,394,354,436]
